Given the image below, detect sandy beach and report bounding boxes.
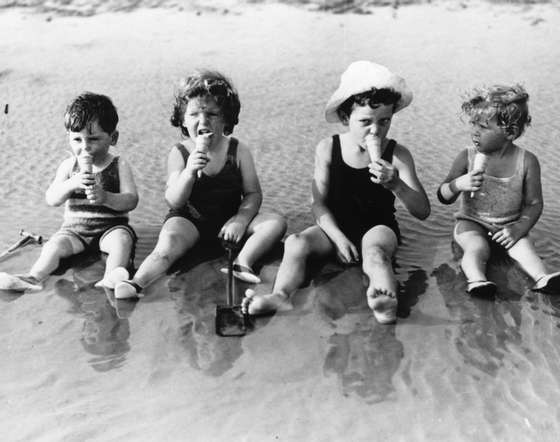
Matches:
[2,1,560,441]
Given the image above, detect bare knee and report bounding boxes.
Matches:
[101,230,134,254]
[154,232,191,261]
[269,214,287,237]
[284,233,312,260]
[252,213,287,238]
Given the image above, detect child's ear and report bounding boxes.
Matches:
[111,130,119,145]
[506,125,519,140]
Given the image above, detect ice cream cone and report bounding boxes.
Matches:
[470,152,488,198]
[195,133,212,178]
[366,136,383,162]
[77,152,93,173]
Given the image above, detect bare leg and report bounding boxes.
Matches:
[454,220,491,284]
[121,217,199,293]
[507,236,547,281]
[99,228,134,275]
[236,212,287,268]
[29,234,84,281]
[97,227,135,287]
[362,226,398,323]
[241,225,333,315]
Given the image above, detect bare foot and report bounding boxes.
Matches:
[241,289,293,315]
[0,273,42,292]
[367,289,397,324]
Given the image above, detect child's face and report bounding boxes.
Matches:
[67,119,117,159]
[183,95,225,141]
[346,103,393,148]
[470,117,509,153]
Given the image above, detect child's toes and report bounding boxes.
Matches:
[368,289,397,324]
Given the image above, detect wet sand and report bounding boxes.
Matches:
[2,1,560,441]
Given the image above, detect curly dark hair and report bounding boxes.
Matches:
[336,87,401,122]
[461,84,531,139]
[170,70,240,137]
[64,92,118,134]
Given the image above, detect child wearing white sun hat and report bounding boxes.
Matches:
[324,60,413,123]
[242,60,430,324]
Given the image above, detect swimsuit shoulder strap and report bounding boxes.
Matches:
[227,137,239,162]
[383,139,396,162]
[331,134,342,165]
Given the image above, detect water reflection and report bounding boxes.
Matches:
[432,260,525,376]
[54,267,136,372]
[317,266,428,403]
[170,260,246,377]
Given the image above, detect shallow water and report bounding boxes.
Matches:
[2,2,560,441]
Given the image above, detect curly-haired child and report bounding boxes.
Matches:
[115,70,286,299]
[437,84,560,296]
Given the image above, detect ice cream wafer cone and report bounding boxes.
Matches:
[470,152,488,198]
[195,133,212,178]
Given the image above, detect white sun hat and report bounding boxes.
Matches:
[324,60,413,123]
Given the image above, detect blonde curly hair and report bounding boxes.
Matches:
[461,84,531,139]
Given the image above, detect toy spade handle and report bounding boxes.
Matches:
[5,236,31,254]
[20,229,43,244]
[227,246,234,306]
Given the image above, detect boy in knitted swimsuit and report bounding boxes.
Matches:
[0,92,138,292]
[437,84,560,296]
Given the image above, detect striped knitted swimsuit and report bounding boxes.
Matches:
[62,156,130,238]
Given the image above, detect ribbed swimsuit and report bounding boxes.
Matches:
[165,138,243,240]
[58,156,136,249]
[456,146,525,231]
[327,135,400,247]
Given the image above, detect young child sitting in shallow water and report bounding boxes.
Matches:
[0,92,139,292]
[115,70,286,299]
[242,61,430,323]
[437,84,560,297]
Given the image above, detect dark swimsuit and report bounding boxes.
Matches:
[326,134,401,247]
[165,138,243,240]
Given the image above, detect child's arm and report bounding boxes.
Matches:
[312,138,359,263]
[374,144,430,219]
[165,145,200,209]
[87,157,139,211]
[219,142,262,243]
[437,149,483,204]
[491,151,543,249]
[45,158,93,206]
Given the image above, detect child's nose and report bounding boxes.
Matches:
[199,113,210,125]
[369,124,380,136]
